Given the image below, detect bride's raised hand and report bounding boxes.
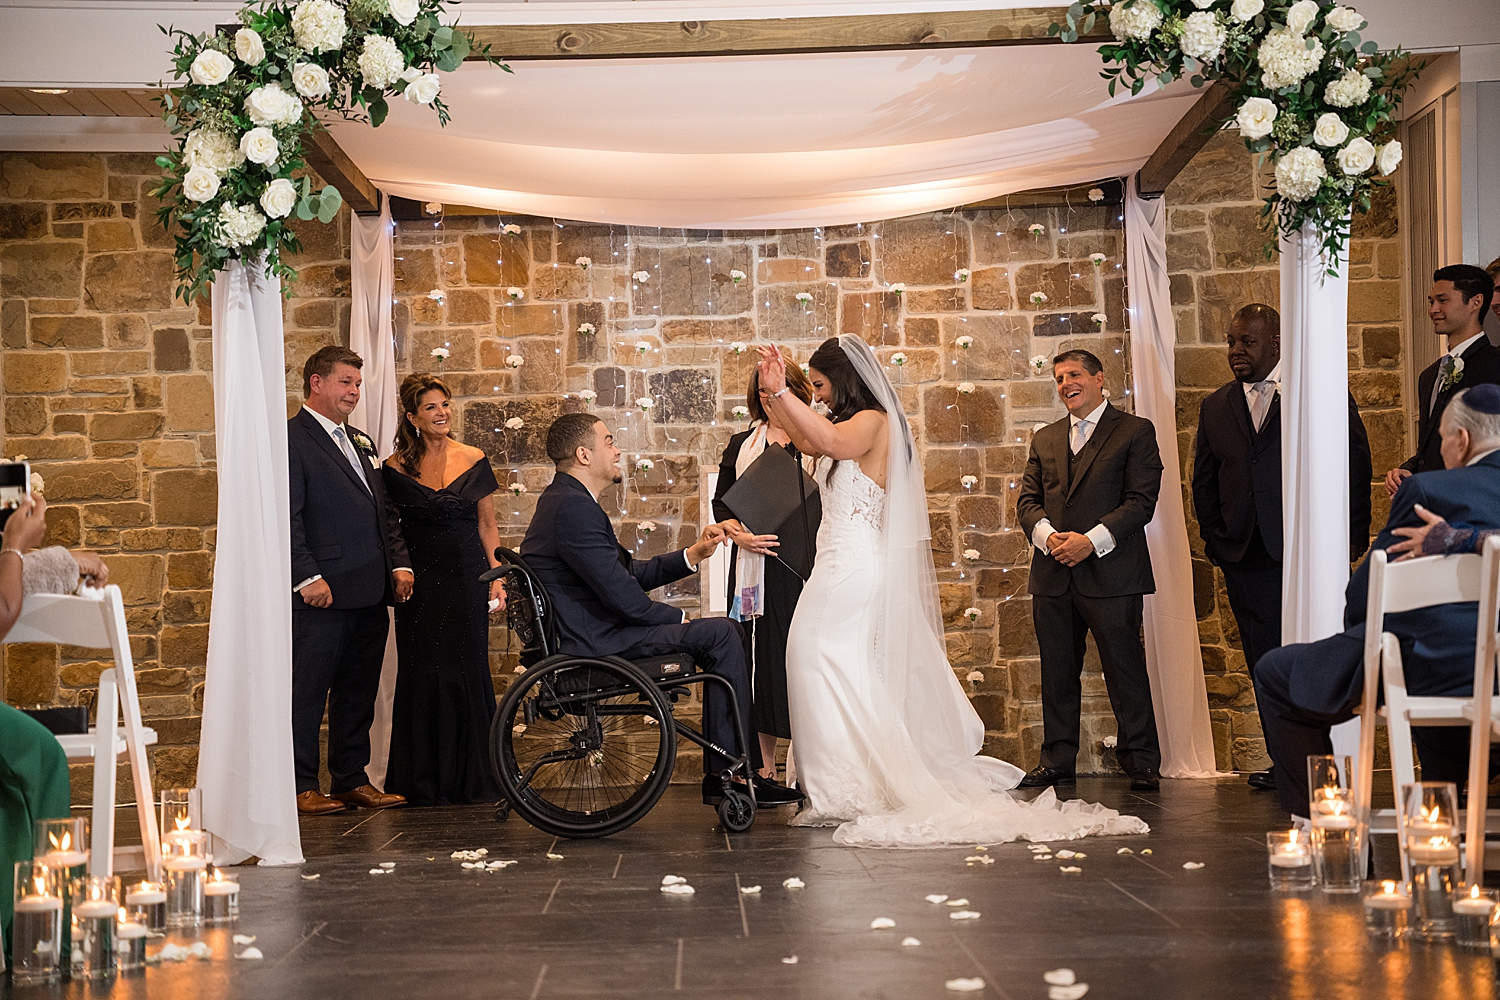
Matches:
[756,343,787,395]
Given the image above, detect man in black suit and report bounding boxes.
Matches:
[1016,350,1165,791]
[1385,264,1500,494]
[1192,303,1373,791]
[288,346,412,816]
[521,413,801,808]
[1254,385,1500,817]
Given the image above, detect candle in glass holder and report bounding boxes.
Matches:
[1452,885,1497,950]
[70,876,119,980]
[1266,829,1314,890]
[11,862,64,985]
[1363,880,1412,939]
[124,880,166,932]
[162,828,208,929]
[1407,835,1461,939]
[204,867,240,925]
[115,906,148,973]
[1311,795,1363,894]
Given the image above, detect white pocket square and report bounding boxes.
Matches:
[367,455,379,469]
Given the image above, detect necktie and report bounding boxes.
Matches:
[332,426,370,491]
[1070,419,1088,455]
[1250,381,1274,432]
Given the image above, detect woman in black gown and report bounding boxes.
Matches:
[713,356,820,780]
[381,373,505,806]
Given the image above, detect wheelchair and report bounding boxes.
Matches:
[482,548,759,838]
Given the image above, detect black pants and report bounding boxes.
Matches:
[1219,528,1283,672]
[619,617,761,776]
[1033,586,1161,775]
[292,604,390,795]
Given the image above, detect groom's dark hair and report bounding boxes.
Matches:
[547,413,603,469]
[1434,264,1494,322]
[303,345,364,395]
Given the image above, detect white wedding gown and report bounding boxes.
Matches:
[785,457,1149,847]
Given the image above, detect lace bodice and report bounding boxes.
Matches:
[819,458,886,534]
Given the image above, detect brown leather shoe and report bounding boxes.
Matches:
[331,784,406,810]
[297,790,350,816]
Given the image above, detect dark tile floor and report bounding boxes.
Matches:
[22,777,1499,999]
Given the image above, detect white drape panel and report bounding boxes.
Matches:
[198,258,303,867]
[349,194,398,460]
[1124,181,1224,779]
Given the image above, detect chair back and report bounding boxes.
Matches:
[1466,535,1500,884]
[494,547,558,665]
[1362,550,1482,690]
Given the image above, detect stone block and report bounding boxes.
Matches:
[393,247,438,295]
[757,258,818,283]
[940,315,1029,379]
[0,153,106,199]
[1350,370,1402,409]
[152,469,218,525]
[162,590,212,623]
[1209,205,1272,270]
[1164,131,1256,204]
[166,374,215,431]
[970,209,1054,264]
[904,288,965,313]
[631,456,699,498]
[825,241,870,278]
[497,302,564,339]
[1167,230,1211,272]
[969,268,1012,311]
[757,282,836,337]
[960,530,1028,565]
[957,495,1003,532]
[167,551,213,590]
[104,553,165,605]
[0,202,48,240]
[82,252,174,311]
[993,597,1039,657]
[29,315,103,349]
[89,411,163,441]
[284,213,345,265]
[1,242,82,298]
[153,327,192,371]
[5,397,47,436]
[1013,262,1094,311]
[905,316,939,346]
[647,369,717,424]
[1361,325,1401,368]
[1351,183,1397,239]
[878,214,969,285]
[1196,269,1278,341]
[976,566,1028,601]
[558,224,618,265]
[532,263,591,300]
[160,625,209,667]
[1362,409,1408,474]
[1348,281,1400,323]
[923,385,1006,444]
[464,397,563,465]
[293,299,338,328]
[632,245,753,317]
[86,220,135,252]
[446,288,492,326]
[4,352,66,393]
[293,263,350,299]
[5,644,59,704]
[661,316,755,344]
[878,347,939,383]
[1175,345,1230,388]
[840,291,901,346]
[132,377,161,410]
[592,368,629,408]
[2,299,24,349]
[1032,312,1101,340]
[105,314,149,349]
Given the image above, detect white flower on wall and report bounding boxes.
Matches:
[1028,223,1046,236]
[955,268,971,283]
[890,353,907,366]
[888,283,905,295]
[728,342,747,355]
[577,322,596,336]
[966,669,984,683]
[576,256,592,269]
[1030,291,1049,305]
[1089,252,1107,267]
[963,607,981,622]
[1088,187,1105,202]
[430,346,450,362]
[637,397,655,411]
[578,388,598,404]
[639,520,657,533]
[506,355,524,369]
[506,287,524,301]
[957,382,976,395]
[961,474,978,488]
[635,341,652,354]
[633,270,651,283]
[505,417,524,430]
[730,269,747,283]
[1030,354,1049,375]
[510,482,527,497]
[956,335,973,349]
[795,292,813,304]
[732,405,750,419]
[1092,313,1107,327]
[962,548,980,562]
[636,458,654,472]
[502,224,522,235]
[423,201,442,216]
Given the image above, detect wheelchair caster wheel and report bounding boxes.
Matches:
[494,802,510,823]
[717,788,755,833]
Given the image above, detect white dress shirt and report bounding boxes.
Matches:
[1030,400,1118,558]
[1242,361,1281,432]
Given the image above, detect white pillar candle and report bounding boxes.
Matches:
[38,850,88,868]
[1311,814,1357,830]
[73,901,118,919]
[1407,840,1461,866]
[164,857,207,871]
[13,896,63,913]
[1270,848,1312,868]
[1452,896,1496,916]
[204,881,240,897]
[115,921,148,940]
[124,887,166,906]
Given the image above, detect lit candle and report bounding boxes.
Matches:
[204,878,240,897]
[13,894,63,914]
[124,882,165,907]
[72,900,117,919]
[1270,834,1312,868]
[1453,885,1496,917]
[1406,836,1460,866]
[1364,881,1412,910]
[1311,799,1357,830]
[39,829,88,869]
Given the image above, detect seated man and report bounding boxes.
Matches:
[1253,385,1500,817]
[522,413,801,808]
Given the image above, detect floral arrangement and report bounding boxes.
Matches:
[1053,0,1415,268]
[152,0,504,302]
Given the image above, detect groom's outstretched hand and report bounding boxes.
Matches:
[686,522,733,568]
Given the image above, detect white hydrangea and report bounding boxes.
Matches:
[1108,0,1163,41]
[1274,146,1327,202]
[403,72,440,105]
[359,35,406,89]
[1323,68,1372,108]
[259,177,298,218]
[189,49,234,86]
[389,0,421,25]
[245,85,304,127]
[1235,97,1278,140]
[235,28,265,65]
[292,0,348,53]
[1258,28,1323,90]
[1312,113,1350,148]
[1377,140,1402,176]
[1179,12,1227,62]
[183,128,244,175]
[215,202,267,247]
[1230,0,1264,21]
[1325,6,1365,32]
[1336,137,1376,176]
[1284,0,1319,35]
[181,166,221,203]
[240,127,279,166]
[292,62,331,100]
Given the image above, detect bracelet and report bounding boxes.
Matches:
[772,387,790,398]
[0,548,23,563]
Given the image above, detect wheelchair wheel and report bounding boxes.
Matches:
[717,788,755,833]
[491,655,677,838]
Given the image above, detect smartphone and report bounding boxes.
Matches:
[0,460,31,530]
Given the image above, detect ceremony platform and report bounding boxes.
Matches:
[48,778,1497,999]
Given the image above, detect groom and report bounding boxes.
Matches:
[1017,350,1165,791]
[522,413,801,808]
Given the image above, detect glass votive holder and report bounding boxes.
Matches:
[33,815,89,874]
[1311,803,1363,894]
[115,905,148,973]
[159,786,202,837]
[1453,886,1498,951]
[1363,880,1413,939]
[1266,829,1315,890]
[11,861,65,984]
[1402,782,1460,940]
[124,879,167,932]
[204,866,241,925]
[70,875,120,980]
[162,828,209,929]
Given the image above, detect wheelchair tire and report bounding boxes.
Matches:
[491,655,677,839]
[717,788,755,833]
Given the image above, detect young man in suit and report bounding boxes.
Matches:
[1191,303,1373,791]
[521,413,801,808]
[288,346,412,816]
[1255,384,1500,817]
[1016,350,1165,791]
[1385,264,1500,494]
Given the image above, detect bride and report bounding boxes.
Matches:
[755,336,1147,847]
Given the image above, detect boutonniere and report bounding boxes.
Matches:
[1440,356,1465,392]
[350,431,373,451]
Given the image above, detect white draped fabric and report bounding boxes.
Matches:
[1124,183,1225,779]
[197,259,303,866]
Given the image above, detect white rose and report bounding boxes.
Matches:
[389,0,420,25]
[1377,140,1402,176]
[1230,0,1263,21]
[1258,28,1324,89]
[1108,0,1164,42]
[234,28,265,66]
[1273,146,1327,202]
[1325,6,1365,32]
[240,127,280,166]
[1324,68,1373,108]
[292,0,348,53]
[1285,0,1319,34]
[403,72,441,105]
[182,166,221,203]
[1179,11,1227,62]
[636,397,655,410]
[1336,137,1376,176]
[245,85,304,127]
[359,35,406,90]
[1190,0,1213,7]
[259,177,298,219]
[1312,113,1350,148]
[189,49,234,86]
[292,62,331,100]
[183,128,244,175]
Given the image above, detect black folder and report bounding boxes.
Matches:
[721,445,821,580]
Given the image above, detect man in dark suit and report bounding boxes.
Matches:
[1254,385,1500,817]
[1016,350,1165,791]
[1385,264,1500,494]
[521,413,801,808]
[288,346,412,816]
[1192,303,1373,791]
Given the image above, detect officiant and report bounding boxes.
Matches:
[713,356,821,781]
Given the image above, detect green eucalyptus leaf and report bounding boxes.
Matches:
[435,47,461,72]
[1360,40,1378,54]
[1049,23,1061,36]
[369,96,388,127]
[433,25,454,49]
[296,196,316,221]
[1083,12,1096,32]
[318,185,342,216]
[450,32,470,60]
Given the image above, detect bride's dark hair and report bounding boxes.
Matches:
[808,338,885,423]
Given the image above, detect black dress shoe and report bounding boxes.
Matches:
[1247,768,1277,791]
[751,774,805,806]
[1018,765,1076,788]
[1129,766,1161,791]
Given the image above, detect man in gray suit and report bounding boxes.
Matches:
[1016,350,1165,790]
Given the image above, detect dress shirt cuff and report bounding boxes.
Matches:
[392,567,413,576]
[293,574,322,593]
[681,610,690,624]
[1085,523,1117,557]
[1031,518,1057,553]
[683,549,695,572]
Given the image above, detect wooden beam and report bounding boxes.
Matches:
[302,127,381,215]
[1136,79,1237,197]
[466,7,1108,61]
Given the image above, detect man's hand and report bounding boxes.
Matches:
[1389,503,1447,561]
[299,578,333,608]
[686,522,732,567]
[393,571,413,603]
[722,518,779,556]
[1384,466,1412,498]
[72,551,109,586]
[1047,531,1096,567]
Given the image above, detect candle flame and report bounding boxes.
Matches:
[1381,880,1396,894]
[174,814,191,833]
[33,875,46,895]
[1288,829,1299,846]
[1472,884,1483,900]
[49,830,70,852]
[1420,803,1441,824]
[117,906,127,922]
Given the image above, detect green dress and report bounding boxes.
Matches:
[0,702,71,964]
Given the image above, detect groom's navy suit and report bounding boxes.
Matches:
[522,472,758,774]
[1253,450,1500,814]
[288,407,409,795]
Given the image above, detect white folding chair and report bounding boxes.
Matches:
[1354,545,1500,883]
[5,585,162,880]
[1462,535,1500,885]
